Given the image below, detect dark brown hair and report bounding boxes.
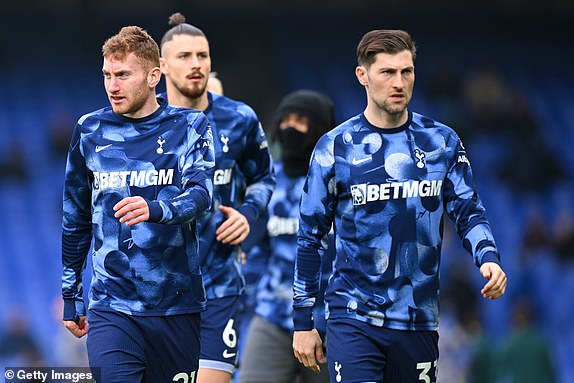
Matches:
[356,29,416,68]
[102,26,160,69]
[160,12,206,48]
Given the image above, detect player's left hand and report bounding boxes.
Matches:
[480,262,507,300]
[113,196,150,226]
[216,205,250,245]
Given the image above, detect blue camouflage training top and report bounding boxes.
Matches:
[62,97,215,319]
[249,162,334,334]
[293,112,500,332]
[196,92,275,299]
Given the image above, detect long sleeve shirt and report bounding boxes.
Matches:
[196,92,275,299]
[62,98,215,320]
[293,112,499,332]
[250,162,334,333]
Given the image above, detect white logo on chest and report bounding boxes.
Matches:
[415,149,426,169]
[156,136,166,154]
[220,134,230,153]
[95,144,112,153]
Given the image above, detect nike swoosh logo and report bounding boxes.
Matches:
[351,157,370,165]
[95,144,113,153]
[222,350,236,359]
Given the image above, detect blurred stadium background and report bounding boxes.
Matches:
[1,1,573,381]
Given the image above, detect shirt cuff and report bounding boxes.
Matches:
[238,204,259,227]
[480,251,500,266]
[63,299,79,322]
[147,200,163,222]
[293,306,315,331]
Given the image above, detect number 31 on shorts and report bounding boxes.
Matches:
[417,359,438,383]
[172,371,196,383]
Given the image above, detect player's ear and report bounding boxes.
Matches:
[356,65,368,86]
[148,66,162,88]
[159,57,168,75]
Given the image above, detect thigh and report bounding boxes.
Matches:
[87,309,146,383]
[384,330,438,383]
[239,315,297,383]
[200,295,241,374]
[326,318,385,383]
[143,313,201,383]
[326,318,439,383]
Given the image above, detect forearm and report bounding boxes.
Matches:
[293,244,323,331]
[61,228,91,320]
[239,180,275,226]
[147,184,212,224]
[448,196,499,265]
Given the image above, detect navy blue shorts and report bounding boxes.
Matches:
[326,318,438,383]
[199,295,241,374]
[87,309,200,383]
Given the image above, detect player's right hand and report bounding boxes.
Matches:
[293,329,326,373]
[63,316,88,338]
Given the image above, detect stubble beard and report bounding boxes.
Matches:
[379,100,408,117]
[378,91,412,118]
[110,95,139,116]
[177,80,207,100]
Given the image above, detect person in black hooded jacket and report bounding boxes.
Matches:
[238,90,335,383]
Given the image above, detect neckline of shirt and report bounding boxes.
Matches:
[360,111,412,134]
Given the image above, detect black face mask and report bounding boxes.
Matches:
[278,127,313,177]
